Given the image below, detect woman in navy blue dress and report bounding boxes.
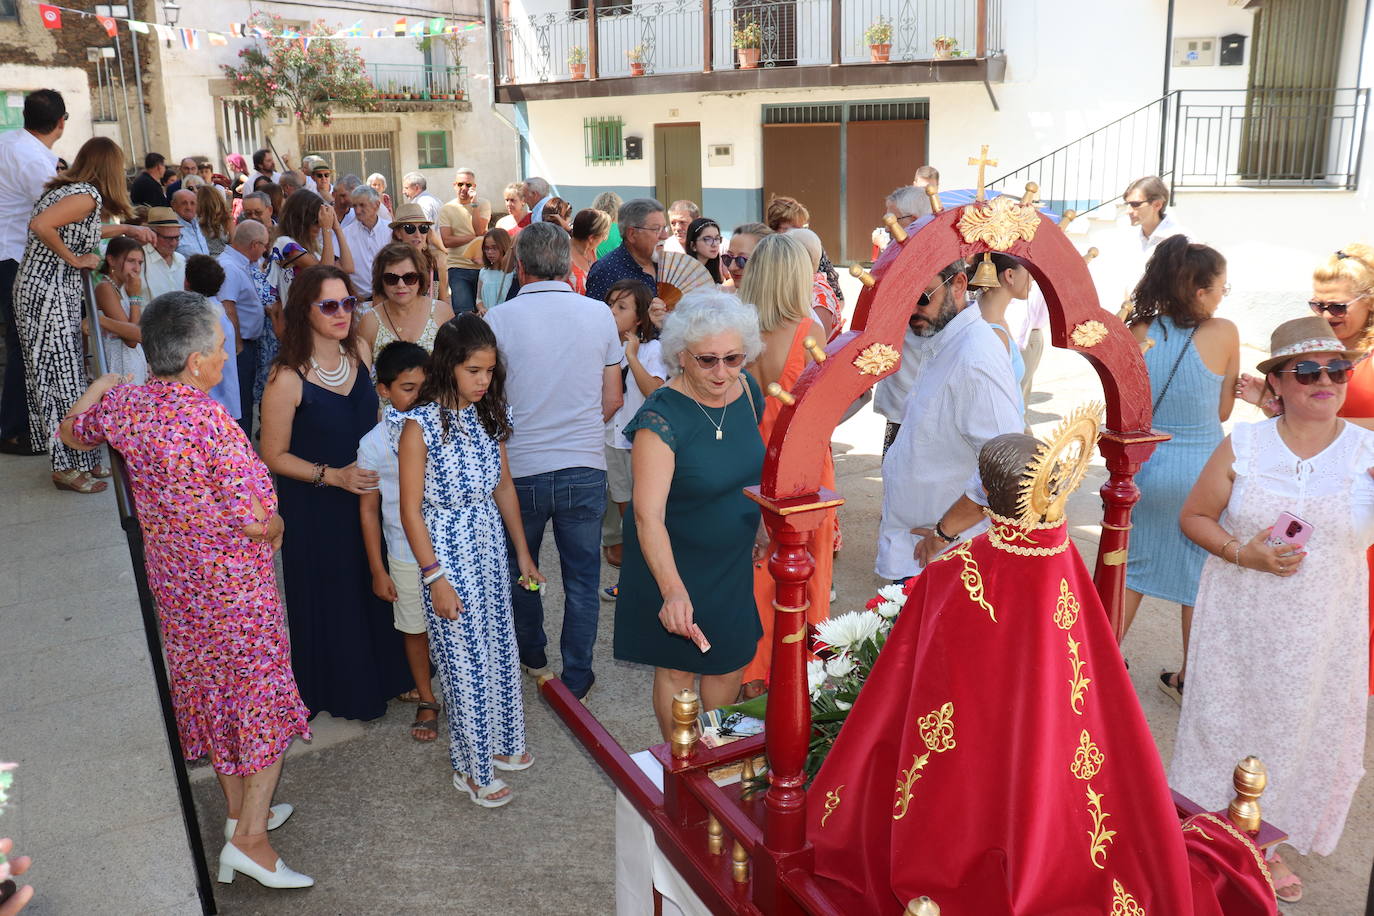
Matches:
[260,265,413,720]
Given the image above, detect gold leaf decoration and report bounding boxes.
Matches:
[854,342,901,376]
[1087,784,1117,869]
[956,194,1042,250]
[1054,578,1081,630]
[892,752,930,821]
[821,785,843,827]
[1071,729,1104,781]
[1110,878,1144,915]
[1070,320,1109,348]
[1067,634,1091,715]
[918,702,956,753]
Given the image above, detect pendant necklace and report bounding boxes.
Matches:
[688,387,728,440]
[311,343,351,388]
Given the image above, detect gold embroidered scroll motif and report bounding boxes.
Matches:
[1086,785,1117,869]
[918,702,956,753]
[1054,578,1081,629]
[1109,879,1144,916]
[1066,634,1091,715]
[892,753,930,821]
[1071,729,1104,780]
[928,544,996,622]
[821,785,843,827]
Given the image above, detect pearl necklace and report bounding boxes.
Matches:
[311,344,351,388]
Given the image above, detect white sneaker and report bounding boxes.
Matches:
[224,802,294,841]
[216,841,314,888]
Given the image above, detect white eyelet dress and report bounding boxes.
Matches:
[1169,418,1374,855]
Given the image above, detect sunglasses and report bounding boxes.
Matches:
[687,351,747,369]
[1124,200,1151,209]
[1309,299,1360,317]
[1278,359,1354,385]
[396,224,432,235]
[383,272,422,287]
[917,274,954,307]
[312,296,359,315]
[720,254,749,269]
[456,182,475,188]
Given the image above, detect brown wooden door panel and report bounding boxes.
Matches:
[762,122,841,259]
[654,123,703,208]
[845,119,925,262]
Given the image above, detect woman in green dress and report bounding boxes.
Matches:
[614,291,768,740]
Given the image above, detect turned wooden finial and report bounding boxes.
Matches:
[803,337,827,363]
[766,382,796,406]
[706,813,724,855]
[848,263,877,288]
[1020,181,1039,207]
[742,755,757,781]
[1084,247,1100,263]
[670,689,700,759]
[925,183,944,214]
[1058,209,1078,232]
[1227,756,1268,835]
[905,897,941,916]
[731,840,750,884]
[882,211,909,243]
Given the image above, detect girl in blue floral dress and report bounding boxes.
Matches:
[397,314,545,807]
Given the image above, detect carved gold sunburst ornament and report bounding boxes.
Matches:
[1016,403,1103,526]
[1070,320,1109,348]
[957,194,1042,250]
[853,342,900,376]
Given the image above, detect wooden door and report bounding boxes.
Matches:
[654,123,702,208]
[845,119,926,262]
[762,122,840,258]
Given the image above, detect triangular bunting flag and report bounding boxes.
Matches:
[96,15,117,37]
[229,22,243,37]
[154,23,174,42]
[180,28,199,50]
[37,4,60,28]
[410,21,426,36]
[129,20,149,34]
[208,32,227,46]
[428,17,445,34]
[345,20,363,37]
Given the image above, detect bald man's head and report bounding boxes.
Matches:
[231,218,268,260]
[170,189,197,222]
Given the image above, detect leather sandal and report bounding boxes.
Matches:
[410,702,440,742]
[52,469,107,494]
[1157,670,1184,705]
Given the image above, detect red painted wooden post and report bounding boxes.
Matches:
[1094,431,1167,640]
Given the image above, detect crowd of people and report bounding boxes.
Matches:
[1,85,1371,906]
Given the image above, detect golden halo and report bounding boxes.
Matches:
[1016,403,1103,525]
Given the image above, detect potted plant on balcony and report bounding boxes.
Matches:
[865,16,893,62]
[733,15,761,70]
[626,44,647,77]
[932,35,958,59]
[569,45,588,80]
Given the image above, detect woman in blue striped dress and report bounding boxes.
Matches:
[1121,235,1239,702]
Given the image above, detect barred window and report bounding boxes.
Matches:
[584,116,624,165]
[417,131,450,169]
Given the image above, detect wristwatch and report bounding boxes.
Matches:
[934,520,958,544]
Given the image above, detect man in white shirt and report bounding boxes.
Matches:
[170,189,209,257]
[877,259,1024,582]
[664,199,700,254]
[0,89,62,453]
[342,185,391,297]
[142,207,189,300]
[485,222,623,702]
[1124,175,1184,256]
[401,171,443,224]
[871,185,933,452]
[247,147,281,188]
[523,176,553,224]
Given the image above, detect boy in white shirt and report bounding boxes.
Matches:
[358,342,436,740]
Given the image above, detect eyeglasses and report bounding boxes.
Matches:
[156,232,182,242]
[396,224,432,235]
[1277,359,1354,385]
[312,296,359,315]
[893,213,920,225]
[696,234,722,245]
[632,224,671,237]
[456,182,475,188]
[1216,283,1232,296]
[720,254,749,269]
[687,351,747,369]
[917,274,954,307]
[383,272,422,287]
[1309,299,1363,317]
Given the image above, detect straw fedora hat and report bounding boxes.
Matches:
[1256,315,1363,375]
[145,206,179,226]
[388,203,430,228]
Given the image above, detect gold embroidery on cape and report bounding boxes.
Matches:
[927,543,996,622]
[1086,784,1116,868]
[1183,813,1274,894]
[1110,878,1144,915]
[1181,821,1212,841]
[985,518,1072,557]
[1066,634,1090,715]
[956,194,1042,250]
[821,785,843,827]
[1071,729,1104,780]
[892,753,930,821]
[1054,578,1081,629]
[918,702,956,753]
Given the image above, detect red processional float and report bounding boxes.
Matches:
[538,155,1282,914]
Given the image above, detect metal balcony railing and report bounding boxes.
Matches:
[365,63,469,101]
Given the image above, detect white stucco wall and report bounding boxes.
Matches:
[0,65,97,161]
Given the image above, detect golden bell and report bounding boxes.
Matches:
[969,252,1001,289]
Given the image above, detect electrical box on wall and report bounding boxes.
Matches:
[1173,37,1218,67]
[707,143,733,167]
[1220,33,1246,66]
[625,136,643,160]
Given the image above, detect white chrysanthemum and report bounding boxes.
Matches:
[836,699,852,711]
[807,659,827,698]
[826,653,857,679]
[877,583,907,605]
[875,600,902,620]
[815,611,884,651]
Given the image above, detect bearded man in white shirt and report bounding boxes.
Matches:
[876,258,1025,583]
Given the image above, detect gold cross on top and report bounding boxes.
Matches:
[969,144,998,201]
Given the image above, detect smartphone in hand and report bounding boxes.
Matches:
[1266,512,1314,550]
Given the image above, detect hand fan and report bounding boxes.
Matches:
[656,251,713,309]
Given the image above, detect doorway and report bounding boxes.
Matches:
[654,123,703,209]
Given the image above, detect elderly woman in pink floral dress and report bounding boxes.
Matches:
[58,291,314,890]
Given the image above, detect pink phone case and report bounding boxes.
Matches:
[1266,512,1313,549]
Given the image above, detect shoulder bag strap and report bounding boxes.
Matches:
[1152,327,1198,413]
[741,375,759,424]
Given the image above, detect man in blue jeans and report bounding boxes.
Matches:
[486,222,623,701]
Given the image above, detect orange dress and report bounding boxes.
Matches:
[1338,356,1374,693]
[742,322,835,685]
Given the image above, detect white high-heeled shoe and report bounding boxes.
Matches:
[223,803,294,841]
[216,841,314,888]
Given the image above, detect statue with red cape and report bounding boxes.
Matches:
[805,409,1277,915]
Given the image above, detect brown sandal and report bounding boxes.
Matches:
[52,470,107,494]
[410,702,441,742]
